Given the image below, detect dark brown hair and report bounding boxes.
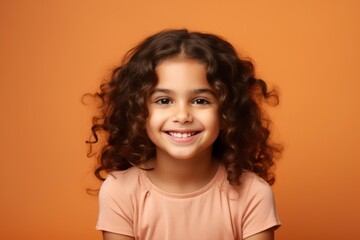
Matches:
[87,29,282,185]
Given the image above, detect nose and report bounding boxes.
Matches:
[172,103,193,124]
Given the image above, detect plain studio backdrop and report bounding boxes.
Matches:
[1,0,359,239]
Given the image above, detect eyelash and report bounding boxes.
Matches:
[154,97,210,105]
[192,98,210,105]
[155,98,172,105]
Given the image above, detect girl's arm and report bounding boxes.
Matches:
[244,228,274,240]
[102,231,134,240]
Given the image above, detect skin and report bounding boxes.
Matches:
[102,232,133,240]
[245,228,275,240]
[145,58,220,193]
[102,58,275,240]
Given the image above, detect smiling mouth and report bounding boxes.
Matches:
[166,131,200,138]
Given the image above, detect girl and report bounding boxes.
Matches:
[88,29,282,240]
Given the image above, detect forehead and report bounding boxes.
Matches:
[155,58,210,88]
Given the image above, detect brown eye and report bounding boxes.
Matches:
[155,98,172,105]
[193,98,210,105]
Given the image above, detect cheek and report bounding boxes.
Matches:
[199,110,221,130]
[145,118,155,143]
[146,111,163,131]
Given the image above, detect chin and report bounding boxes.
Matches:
[169,153,196,161]
[167,149,210,161]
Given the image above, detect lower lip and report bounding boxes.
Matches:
[163,132,199,144]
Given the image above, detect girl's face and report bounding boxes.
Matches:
[146,58,220,162]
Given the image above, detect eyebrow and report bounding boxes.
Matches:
[151,88,216,95]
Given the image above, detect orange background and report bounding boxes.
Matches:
[1,0,359,239]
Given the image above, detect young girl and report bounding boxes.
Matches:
[88,29,282,240]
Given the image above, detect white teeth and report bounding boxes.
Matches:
[168,132,195,138]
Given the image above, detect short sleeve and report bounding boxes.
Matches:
[96,174,134,237]
[241,175,281,239]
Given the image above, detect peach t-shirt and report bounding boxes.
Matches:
[96,165,280,240]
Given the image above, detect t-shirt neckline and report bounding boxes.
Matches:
[139,164,225,199]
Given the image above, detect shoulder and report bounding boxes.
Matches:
[222,171,272,195]
[220,170,275,206]
[218,169,280,236]
[238,171,275,204]
[97,168,142,235]
[240,171,272,193]
[99,167,144,201]
[238,172,281,238]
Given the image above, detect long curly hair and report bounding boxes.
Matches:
[87,29,282,186]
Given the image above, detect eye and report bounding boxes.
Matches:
[155,98,172,105]
[193,98,210,105]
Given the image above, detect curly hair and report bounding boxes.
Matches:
[87,29,282,186]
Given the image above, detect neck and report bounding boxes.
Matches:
[146,151,218,194]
